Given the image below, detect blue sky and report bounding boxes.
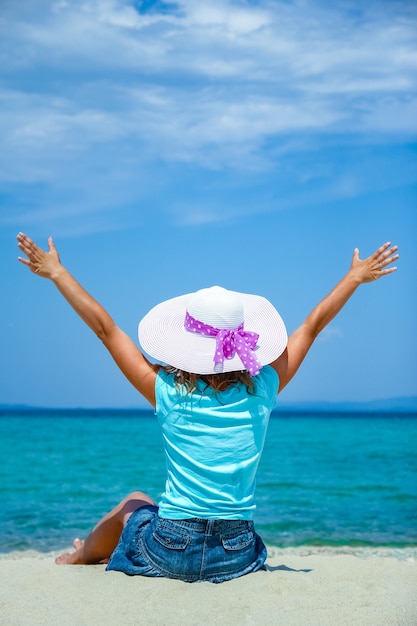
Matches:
[1,0,416,408]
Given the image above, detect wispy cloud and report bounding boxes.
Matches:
[0,0,416,232]
[317,326,344,343]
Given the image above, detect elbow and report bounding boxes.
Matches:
[303,319,320,341]
[95,320,116,343]
[96,328,107,343]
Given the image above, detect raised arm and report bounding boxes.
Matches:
[16,233,157,406]
[271,242,399,393]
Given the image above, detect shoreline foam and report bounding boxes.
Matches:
[2,544,416,561]
[0,544,417,560]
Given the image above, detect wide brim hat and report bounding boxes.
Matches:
[138,286,287,375]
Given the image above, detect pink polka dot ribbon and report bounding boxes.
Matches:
[184,312,262,376]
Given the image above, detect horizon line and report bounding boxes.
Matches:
[1,401,416,414]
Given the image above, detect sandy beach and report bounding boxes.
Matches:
[0,548,416,626]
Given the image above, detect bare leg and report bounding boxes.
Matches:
[55,491,156,565]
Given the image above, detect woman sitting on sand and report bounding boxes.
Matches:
[17,233,398,583]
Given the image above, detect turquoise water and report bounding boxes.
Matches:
[0,410,416,553]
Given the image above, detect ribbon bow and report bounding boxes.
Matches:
[184,312,262,376]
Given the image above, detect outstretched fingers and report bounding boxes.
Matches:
[373,242,399,276]
[17,232,41,265]
[352,241,399,283]
[16,232,61,277]
[48,236,57,253]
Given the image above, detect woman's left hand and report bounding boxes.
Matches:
[17,232,62,280]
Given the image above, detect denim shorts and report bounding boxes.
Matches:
[106,505,267,583]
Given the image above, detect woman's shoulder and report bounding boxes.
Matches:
[156,368,177,388]
[258,364,278,383]
[253,365,279,396]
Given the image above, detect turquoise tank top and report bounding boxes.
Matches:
[155,366,278,520]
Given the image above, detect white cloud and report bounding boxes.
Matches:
[171,206,230,227]
[0,0,416,232]
[181,1,271,34]
[3,1,416,87]
[318,326,344,342]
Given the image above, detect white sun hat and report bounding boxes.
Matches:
[138,286,287,375]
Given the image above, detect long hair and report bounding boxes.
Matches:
[161,366,255,394]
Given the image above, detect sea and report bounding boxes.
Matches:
[1,409,416,557]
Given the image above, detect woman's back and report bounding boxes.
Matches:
[156,366,278,520]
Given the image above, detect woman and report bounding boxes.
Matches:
[16,232,398,582]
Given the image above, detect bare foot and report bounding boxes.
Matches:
[55,538,84,565]
[55,551,79,565]
[54,537,109,565]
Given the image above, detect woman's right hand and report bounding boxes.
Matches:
[272,240,399,393]
[349,242,399,284]
[17,232,63,280]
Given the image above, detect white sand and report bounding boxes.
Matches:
[0,549,416,626]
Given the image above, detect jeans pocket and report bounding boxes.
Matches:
[153,523,191,551]
[221,528,255,552]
